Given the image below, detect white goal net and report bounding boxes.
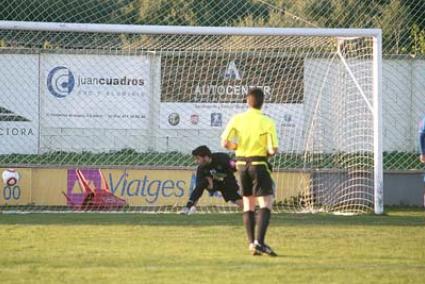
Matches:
[0,21,383,214]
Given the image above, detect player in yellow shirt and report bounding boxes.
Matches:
[221,88,278,256]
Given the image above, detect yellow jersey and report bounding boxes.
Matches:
[221,108,278,157]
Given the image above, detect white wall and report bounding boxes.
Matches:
[2,53,423,154]
[35,57,425,154]
[302,58,424,153]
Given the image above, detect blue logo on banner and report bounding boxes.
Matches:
[211,113,222,127]
[47,66,75,98]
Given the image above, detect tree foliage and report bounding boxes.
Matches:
[1,0,425,54]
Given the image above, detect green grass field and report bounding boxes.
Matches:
[0,209,424,284]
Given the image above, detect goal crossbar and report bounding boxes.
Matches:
[0,20,381,38]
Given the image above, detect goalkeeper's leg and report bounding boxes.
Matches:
[219,179,243,209]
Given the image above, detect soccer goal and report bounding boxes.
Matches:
[0,21,383,214]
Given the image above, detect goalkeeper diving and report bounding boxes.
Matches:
[180,145,243,215]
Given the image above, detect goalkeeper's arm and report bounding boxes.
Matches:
[185,176,212,208]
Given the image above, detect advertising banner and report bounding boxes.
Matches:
[0,168,32,205]
[160,102,303,130]
[0,167,311,208]
[0,54,39,154]
[41,54,152,129]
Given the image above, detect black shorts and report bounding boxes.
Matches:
[239,164,274,197]
[212,178,242,202]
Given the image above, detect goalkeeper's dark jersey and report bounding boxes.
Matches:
[188,152,240,205]
[196,152,236,184]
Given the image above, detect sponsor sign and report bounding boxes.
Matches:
[41,54,152,129]
[160,103,303,131]
[0,54,39,154]
[0,167,311,207]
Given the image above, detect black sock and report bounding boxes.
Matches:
[256,207,271,245]
[243,211,256,244]
[186,201,194,208]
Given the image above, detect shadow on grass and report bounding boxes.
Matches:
[0,208,423,227]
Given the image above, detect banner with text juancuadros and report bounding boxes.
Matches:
[0,54,39,154]
[41,54,152,129]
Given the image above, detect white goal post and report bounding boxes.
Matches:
[0,21,383,214]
